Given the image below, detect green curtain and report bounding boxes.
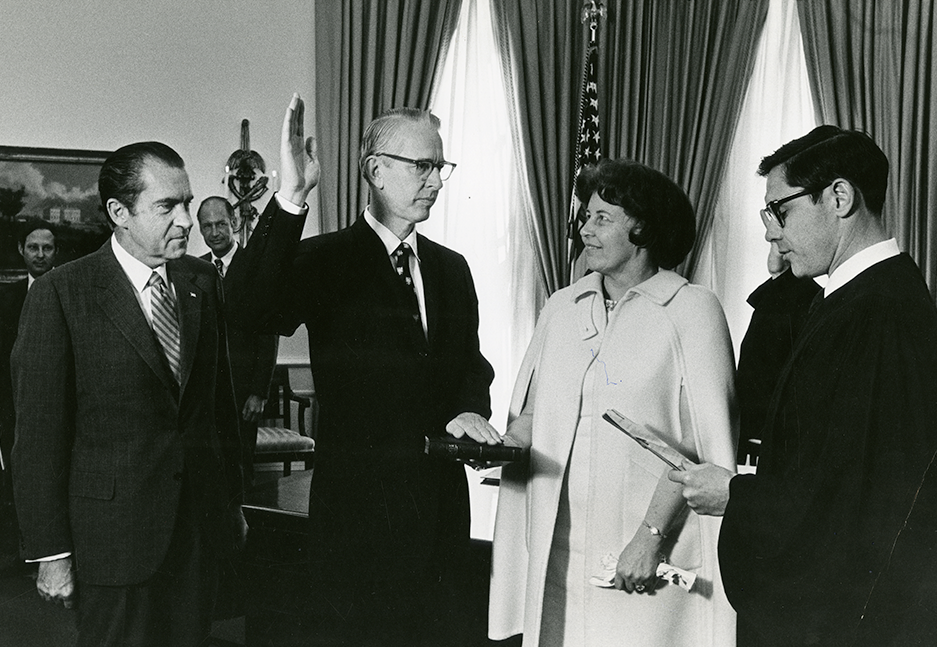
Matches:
[491,0,580,295]
[314,0,463,233]
[797,0,937,297]
[493,0,768,293]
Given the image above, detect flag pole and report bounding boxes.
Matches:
[567,0,606,286]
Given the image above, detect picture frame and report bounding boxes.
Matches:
[0,145,112,283]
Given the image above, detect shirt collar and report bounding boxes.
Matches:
[824,238,899,297]
[364,207,420,261]
[111,235,168,293]
[572,269,687,306]
[212,241,239,268]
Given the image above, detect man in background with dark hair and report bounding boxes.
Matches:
[12,142,246,647]
[670,125,937,645]
[0,219,57,574]
[197,195,278,484]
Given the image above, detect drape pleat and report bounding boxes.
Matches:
[601,0,769,279]
[315,0,463,233]
[492,0,768,293]
[490,0,579,295]
[797,0,937,297]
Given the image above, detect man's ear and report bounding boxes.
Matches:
[17,243,24,257]
[106,198,131,228]
[363,156,384,190]
[830,178,858,218]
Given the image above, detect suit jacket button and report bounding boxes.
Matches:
[173,472,183,482]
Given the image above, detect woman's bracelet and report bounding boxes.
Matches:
[642,520,668,540]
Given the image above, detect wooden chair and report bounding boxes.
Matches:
[253,366,316,476]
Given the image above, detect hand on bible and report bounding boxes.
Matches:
[446,411,501,446]
[279,93,320,207]
[668,462,733,516]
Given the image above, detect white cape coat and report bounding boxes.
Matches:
[489,271,737,647]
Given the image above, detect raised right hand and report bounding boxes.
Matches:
[279,93,320,207]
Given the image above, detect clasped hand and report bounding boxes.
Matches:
[37,556,76,609]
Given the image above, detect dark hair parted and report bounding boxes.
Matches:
[18,218,57,247]
[757,125,888,215]
[575,159,696,270]
[98,142,186,224]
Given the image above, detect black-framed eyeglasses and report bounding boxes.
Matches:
[375,153,457,181]
[760,184,831,228]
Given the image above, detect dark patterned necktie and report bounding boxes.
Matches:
[391,242,421,318]
[214,258,224,276]
[147,271,182,384]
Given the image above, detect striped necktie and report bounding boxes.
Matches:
[214,258,224,276]
[147,271,182,384]
[392,242,420,315]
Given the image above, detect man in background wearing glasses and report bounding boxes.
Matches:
[670,125,937,646]
[229,96,497,646]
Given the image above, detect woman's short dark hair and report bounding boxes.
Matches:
[575,158,696,270]
[99,141,185,225]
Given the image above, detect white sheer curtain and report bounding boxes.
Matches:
[425,0,540,539]
[693,0,817,357]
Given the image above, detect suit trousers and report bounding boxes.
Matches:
[76,474,218,647]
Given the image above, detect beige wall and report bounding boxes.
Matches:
[0,0,318,362]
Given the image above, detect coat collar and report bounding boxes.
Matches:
[571,270,687,340]
[571,269,687,306]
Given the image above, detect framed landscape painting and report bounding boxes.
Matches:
[0,146,111,283]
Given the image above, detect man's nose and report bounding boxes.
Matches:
[763,219,782,242]
[425,167,443,190]
[175,205,193,230]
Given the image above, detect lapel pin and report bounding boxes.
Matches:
[190,292,196,298]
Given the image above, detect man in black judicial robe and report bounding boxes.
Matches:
[227,95,499,646]
[670,126,937,646]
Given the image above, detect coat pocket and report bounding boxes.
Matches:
[69,471,116,501]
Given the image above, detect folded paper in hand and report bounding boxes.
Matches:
[602,409,696,471]
[589,552,697,593]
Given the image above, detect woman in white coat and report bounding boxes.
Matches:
[489,159,737,647]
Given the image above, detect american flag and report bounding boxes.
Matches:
[567,40,602,282]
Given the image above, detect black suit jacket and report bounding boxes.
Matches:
[229,200,494,579]
[200,248,278,408]
[11,243,242,586]
[0,279,28,458]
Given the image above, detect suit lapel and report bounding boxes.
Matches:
[93,245,177,391]
[167,260,203,396]
[418,235,439,348]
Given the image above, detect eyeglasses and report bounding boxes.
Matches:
[760,184,829,228]
[375,153,457,181]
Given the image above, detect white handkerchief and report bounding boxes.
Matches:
[588,553,697,592]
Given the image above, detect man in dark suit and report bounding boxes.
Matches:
[228,94,500,646]
[12,142,246,647]
[197,196,279,485]
[0,219,57,573]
